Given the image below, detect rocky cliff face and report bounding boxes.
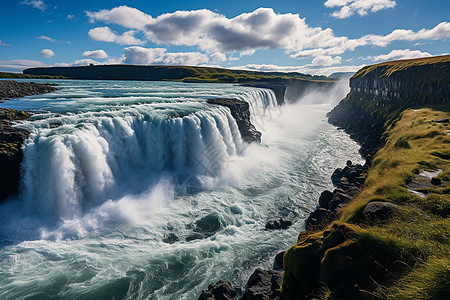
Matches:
[207,98,262,143]
[0,108,30,201]
[349,55,449,105]
[328,55,450,158]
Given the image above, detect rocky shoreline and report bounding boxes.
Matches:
[0,80,57,102]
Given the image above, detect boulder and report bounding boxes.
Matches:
[331,168,343,185]
[431,177,442,185]
[318,190,334,209]
[265,218,292,230]
[274,251,285,270]
[241,268,282,300]
[198,280,237,300]
[186,213,221,241]
[305,208,331,231]
[363,201,399,221]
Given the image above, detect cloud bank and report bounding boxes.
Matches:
[86,6,450,61]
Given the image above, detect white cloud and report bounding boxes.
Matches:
[364,49,433,61]
[21,0,47,12]
[0,40,11,46]
[39,49,54,58]
[230,63,365,76]
[67,14,74,20]
[209,52,227,63]
[88,26,146,45]
[312,55,342,66]
[123,46,209,65]
[86,6,450,63]
[325,0,396,19]
[82,50,108,59]
[0,59,49,72]
[37,35,56,42]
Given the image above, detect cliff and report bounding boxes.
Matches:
[0,81,58,201]
[0,108,31,200]
[207,98,262,143]
[281,56,450,299]
[328,55,450,157]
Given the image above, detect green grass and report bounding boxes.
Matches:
[282,107,450,299]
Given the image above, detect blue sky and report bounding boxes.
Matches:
[0,0,449,75]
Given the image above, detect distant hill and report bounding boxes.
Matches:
[23,64,334,83]
[0,72,65,79]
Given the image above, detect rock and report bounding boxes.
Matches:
[331,168,343,185]
[274,251,285,270]
[0,80,57,100]
[207,98,261,143]
[162,233,179,244]
[320,240,359,292]
[363,201,399,221]
[265,218,292,230]
[241,268,282,300]
[431,177,442,185]
[346,160,352,167]
[305,208,331,231]
[0,108,31,202]
[318,190,334,209]
[198,280,237,300]
[435,118,449,123]
[187,213,222,241]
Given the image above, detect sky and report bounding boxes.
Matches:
[0,0,449,75]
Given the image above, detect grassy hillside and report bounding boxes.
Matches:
[353,55,450,79]
[0,72,65,79]
[23,64,334,83]
[283,107,450,299]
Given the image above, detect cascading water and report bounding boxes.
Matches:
[0,79,363,299]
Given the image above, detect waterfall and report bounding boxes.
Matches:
[18,86,277,219]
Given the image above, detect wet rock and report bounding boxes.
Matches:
[207,98,261,143]
[318,190,334,209]
[363,201,399,221]
[0,108,31,202]
[198,280,237,300]
[331,168,343,185]
[241,268,282,300]
[274,251,285,270]
[187,213,222,241]
[162,233,179,244]
[265,217,292,230]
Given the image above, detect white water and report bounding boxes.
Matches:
[0,79,362,299]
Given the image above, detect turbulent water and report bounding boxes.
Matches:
[0,79,362,299]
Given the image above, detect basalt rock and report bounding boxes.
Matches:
[198,280,237,300]
[241,268,282,300]
[0,80,57,101]
[363,201,399,222]
[265,217,292,230]
[0,108,31,201]
[207,98,261,143]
